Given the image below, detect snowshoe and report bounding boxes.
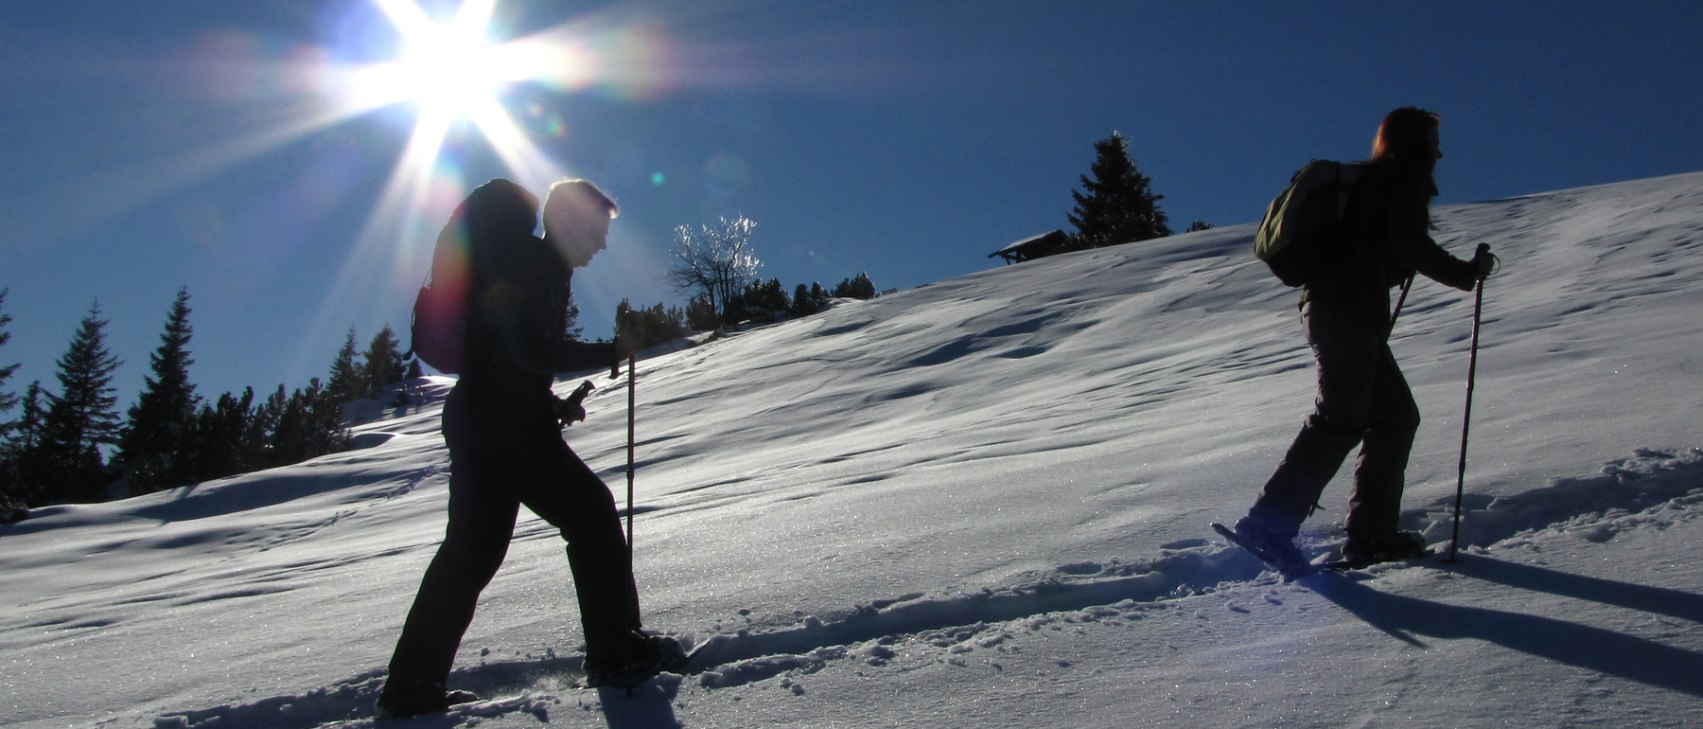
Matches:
[1213,519,1313,580]
[584,631,690,691]
[1336,531,1431,569]
[374,677,479,720]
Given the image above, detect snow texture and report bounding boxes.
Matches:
[4,172,1703,727]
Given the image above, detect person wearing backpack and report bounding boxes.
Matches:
[1229,108,1496,570]
[377,179,676,719]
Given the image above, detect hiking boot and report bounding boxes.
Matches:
[585,631,689,689]
[1231,514,1306,572]
[1342,531,1429,567]
[374,677,478,720]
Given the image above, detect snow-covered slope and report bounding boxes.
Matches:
[4,172,1702,728]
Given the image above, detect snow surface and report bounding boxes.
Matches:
[4,171,1703,728]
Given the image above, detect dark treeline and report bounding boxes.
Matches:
[616,273,880,350]
[0,267,880,515]
[0,288,422,512]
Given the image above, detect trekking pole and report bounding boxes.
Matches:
[1388,274,1414,338]
[625,354,637,557]
[1446,245,1490,563]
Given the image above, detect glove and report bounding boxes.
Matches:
[1471,243,1499,280]
[556,380,594,427]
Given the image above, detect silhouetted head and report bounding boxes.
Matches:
[1373,107,1442,197]
[542,179,619,268]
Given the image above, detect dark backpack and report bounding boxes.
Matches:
[410,179,540,375]
[1254,159,1367,287]
[410,234,473,375]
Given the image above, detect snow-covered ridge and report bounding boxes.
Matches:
[6,171,1703,728]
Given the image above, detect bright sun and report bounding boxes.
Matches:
[343,0,575,198]
[297,0,622,341]
[398,27,499,119]
[320,0,576,310]
[377,0,511,123]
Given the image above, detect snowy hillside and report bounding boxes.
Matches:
[4,171,1702,728]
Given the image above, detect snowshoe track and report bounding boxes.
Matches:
[150,448,1703,726]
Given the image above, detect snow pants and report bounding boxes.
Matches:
[386,384,641,686]
[1249,299,1421,539]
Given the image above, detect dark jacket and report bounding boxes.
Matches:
[460,234,613,405]
[1302,158,1478,327]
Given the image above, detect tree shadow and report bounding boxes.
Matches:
[1301,563,1703,697]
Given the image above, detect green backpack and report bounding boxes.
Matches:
[1254,159,1367,287]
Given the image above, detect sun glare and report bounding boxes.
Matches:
[298,0,582,353]
[331,0,630,194]
[374,0,509,123]
[399,27,496,118]
[342,0,577,237]
[300,0,683,348]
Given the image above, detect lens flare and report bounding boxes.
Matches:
[176,1,693,366]
[301,0,589,352]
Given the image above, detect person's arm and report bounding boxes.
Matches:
[484,280,617,375]
[1385,191,1478,292]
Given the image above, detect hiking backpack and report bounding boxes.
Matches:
[411,179,545,375]
[1254,159,1368,287]
[410,238,472,375]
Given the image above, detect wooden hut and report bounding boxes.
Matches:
[988,230,1072,264]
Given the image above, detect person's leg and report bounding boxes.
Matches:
[382,390,520,712]
[1247,304,1381,534]
[387,479,518,680]
[1344,344,1422,540]
[517,435,642,661]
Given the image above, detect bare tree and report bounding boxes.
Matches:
[664,215,761,320]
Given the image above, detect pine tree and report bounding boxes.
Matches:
[0,290,18,506]
[0,289,18,420]
[245,386,281,464]
[2,382,44,506]
[327,328,364,403]
[38,303,124,503]
[615,300,689,349]
[298,377,349,458]
[791,284,815,317]
[615,300,637,347]
[562,290,584,342]
[14,383,45,455]
[119,288,200,494]
[361,325,405,397]
[1068,131,1171,248]
[260,385,298,468]
[190,388,254,482]
[832,273,878,300]
[685,295,718,332]
[739,278,791,321]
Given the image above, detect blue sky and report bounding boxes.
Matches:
[2,0,1701,411]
